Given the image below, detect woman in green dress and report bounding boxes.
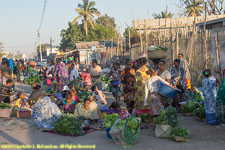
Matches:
[216,79,225,123]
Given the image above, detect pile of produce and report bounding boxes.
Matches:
[154,106,178,127]
[127,118,139,134]
[124,117,141,145]
[181,101,199,114]
[103,113,119,128]
[193,104,205,119]
[78,91,89,103]
[101,74,112,91]
[170,127,190,142]
[53,113,84,136]
[0,102,11,109]
[116,119,126,129]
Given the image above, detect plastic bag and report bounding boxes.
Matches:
[155,124,172,138]
[110,118,128,146]
[124,117,141,145]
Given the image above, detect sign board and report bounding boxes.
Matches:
[91,46,96,51]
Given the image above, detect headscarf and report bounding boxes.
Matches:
[2,58,9,65]
[30,61,36,67]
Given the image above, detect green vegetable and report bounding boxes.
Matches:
[170,127,190,142]
[193,103,205,119]
[127,118,139,134]
[116,119,126,129]
[181,101,199,113]
[153,107,178,127]
[102,113,119,128]
[53,113,84,136]
[0,102,11,109]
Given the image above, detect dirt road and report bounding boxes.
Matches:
[0,83,225,150]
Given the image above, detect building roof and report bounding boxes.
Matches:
[74,41,105,50]
[196,17,225,29]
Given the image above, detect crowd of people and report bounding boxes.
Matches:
[0,53,225,129]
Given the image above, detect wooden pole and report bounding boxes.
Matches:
[145,23,148,54]
[204,2,207,68]
[176,31,179,58]
[111,38,113,59]
[128,27,131,58]
[215,32,222,81]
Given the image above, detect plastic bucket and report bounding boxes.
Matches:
[159,81,180,98]
[106,128,112,139]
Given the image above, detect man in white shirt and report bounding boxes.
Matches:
[158,60,171,83]
[70,63,79,82]
[89,59,102,90]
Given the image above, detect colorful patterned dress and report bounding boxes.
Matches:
[171,66,186,91]
[134,67,151,114]
[121,67,135,113]
[180,59,191,90]
[202,76,218,125]
[32,97,61,129]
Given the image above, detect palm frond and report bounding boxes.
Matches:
[75,8,86,15]
[72,15,82,24]
[88,1,96,8]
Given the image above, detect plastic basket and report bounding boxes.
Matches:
[0,109,12,118]
[106,128,112,139]
[159,81,181,98]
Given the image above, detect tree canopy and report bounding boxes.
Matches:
[153,8,174,19]
[72,0,101,36]
[60,21,116,51]
[96,14,116,29]
[181,0,204,16]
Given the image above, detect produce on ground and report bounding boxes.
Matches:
[181,101,200,113]
[116,119,126,129]
[53,113,84,136]
[193,103,205,119]
[127,118,139,134]
[0,102,11,109]
[153,106,178,127]
[170,127,190,142]
[102,113,119,128]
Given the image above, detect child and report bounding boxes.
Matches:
[192,86,204,102]
[144,68,164,116]
[63,92,76,113]
[15,92,29,108]
[81,69,91,89]
[70,89,80,103]
[107,101,121,114]
[91,85,107,108]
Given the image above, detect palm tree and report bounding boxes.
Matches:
[153,6,174,19]
[72,0,101,36]
[183,0,204,17]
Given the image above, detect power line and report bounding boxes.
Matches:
[38,0,48,31]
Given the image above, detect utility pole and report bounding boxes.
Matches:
[38,30,42,62]
[50,37,53,54]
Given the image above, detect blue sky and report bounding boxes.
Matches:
[0,0,178,55]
